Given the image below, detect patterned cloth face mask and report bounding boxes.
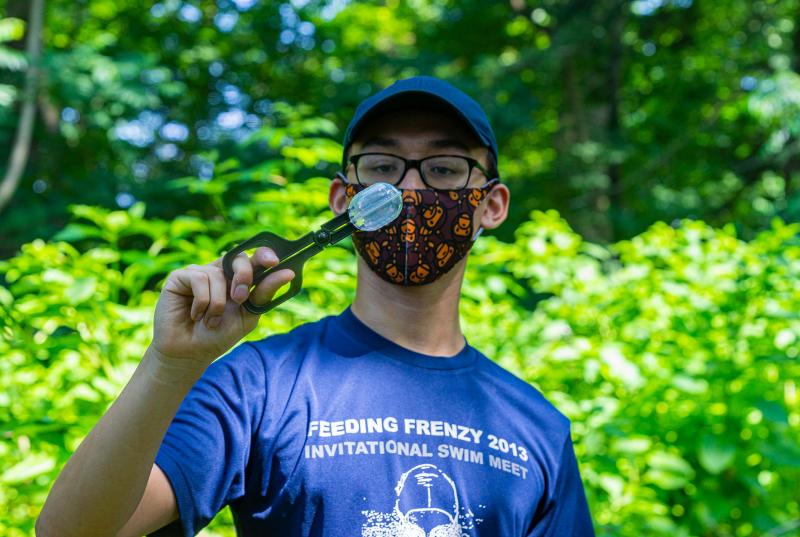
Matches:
[344,179,498,286]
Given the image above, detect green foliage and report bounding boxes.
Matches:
[0,16,26,108]
[2,151,799,534]
[2,1,800,534]
[0,145,352,535]
[3,0,800,254]
[465,214,800,536]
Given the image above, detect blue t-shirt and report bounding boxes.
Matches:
[155,307,595,536]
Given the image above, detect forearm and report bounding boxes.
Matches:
[37,346,206,537]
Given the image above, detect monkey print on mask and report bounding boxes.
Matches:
[344,181,496,286]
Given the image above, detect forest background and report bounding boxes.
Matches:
[0,0,799,535]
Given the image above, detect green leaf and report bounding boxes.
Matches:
[760,438,800,468]
[53,223,105,242]
[0,46,26,71]
[647,451,693,476]
[599,473,625,499]
[128,202,146,219]
[0,83,16,107]
[756,401,789,425]
[0,18,25,42]
[645,450,694,488]
[613,436,652,454]
[698,434,736,475]
[672,374,708,394]
[0,454,55,484]
[643,469,689,490]
[0,285,12,307]
[65,277,97,303]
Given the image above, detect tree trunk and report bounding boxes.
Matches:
[606,0,626,241]
[788,2,800,202]
[0,0,45,215]
[564,52,588,144]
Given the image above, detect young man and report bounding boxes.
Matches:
[38,76,595,537]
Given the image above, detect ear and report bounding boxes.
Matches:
[477,183,510,231]
[329,172,349,216]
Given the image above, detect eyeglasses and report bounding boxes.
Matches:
[346,152,491,190]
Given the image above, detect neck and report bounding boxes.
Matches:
[351,257,466,357]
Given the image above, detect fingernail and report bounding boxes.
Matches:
[208,316,222,328]
[234,284,249,302]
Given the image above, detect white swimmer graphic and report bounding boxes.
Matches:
[362,464,464,537]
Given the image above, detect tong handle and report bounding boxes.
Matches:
[220,214,356,315]
[221,231,310,315]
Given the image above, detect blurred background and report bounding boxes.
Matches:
[0,0,798,536]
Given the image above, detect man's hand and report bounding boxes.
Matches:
[150,246,294,370]
[37,247,293,537]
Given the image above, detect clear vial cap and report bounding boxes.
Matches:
[348,182,402,231]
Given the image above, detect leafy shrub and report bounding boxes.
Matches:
[1,174,798,536]
[465,213,800,536]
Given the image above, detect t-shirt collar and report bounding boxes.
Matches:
[323,306,477,371]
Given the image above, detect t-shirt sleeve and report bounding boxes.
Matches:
[154,342,267,537]
[527,431,596,537]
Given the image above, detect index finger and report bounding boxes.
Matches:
[250,247,279,271]
[213,247,281,302]
[229,253,253,303]
[212,246,279,272]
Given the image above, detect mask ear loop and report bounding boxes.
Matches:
[471,178,499,242]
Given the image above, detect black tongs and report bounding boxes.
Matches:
[222,212,355,314]
[222,182,402,314]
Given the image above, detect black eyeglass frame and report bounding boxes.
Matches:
[345,152,493,190]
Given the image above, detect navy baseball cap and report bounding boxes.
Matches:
[342,76,498,169]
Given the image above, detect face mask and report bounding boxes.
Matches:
[344,180,497,286]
